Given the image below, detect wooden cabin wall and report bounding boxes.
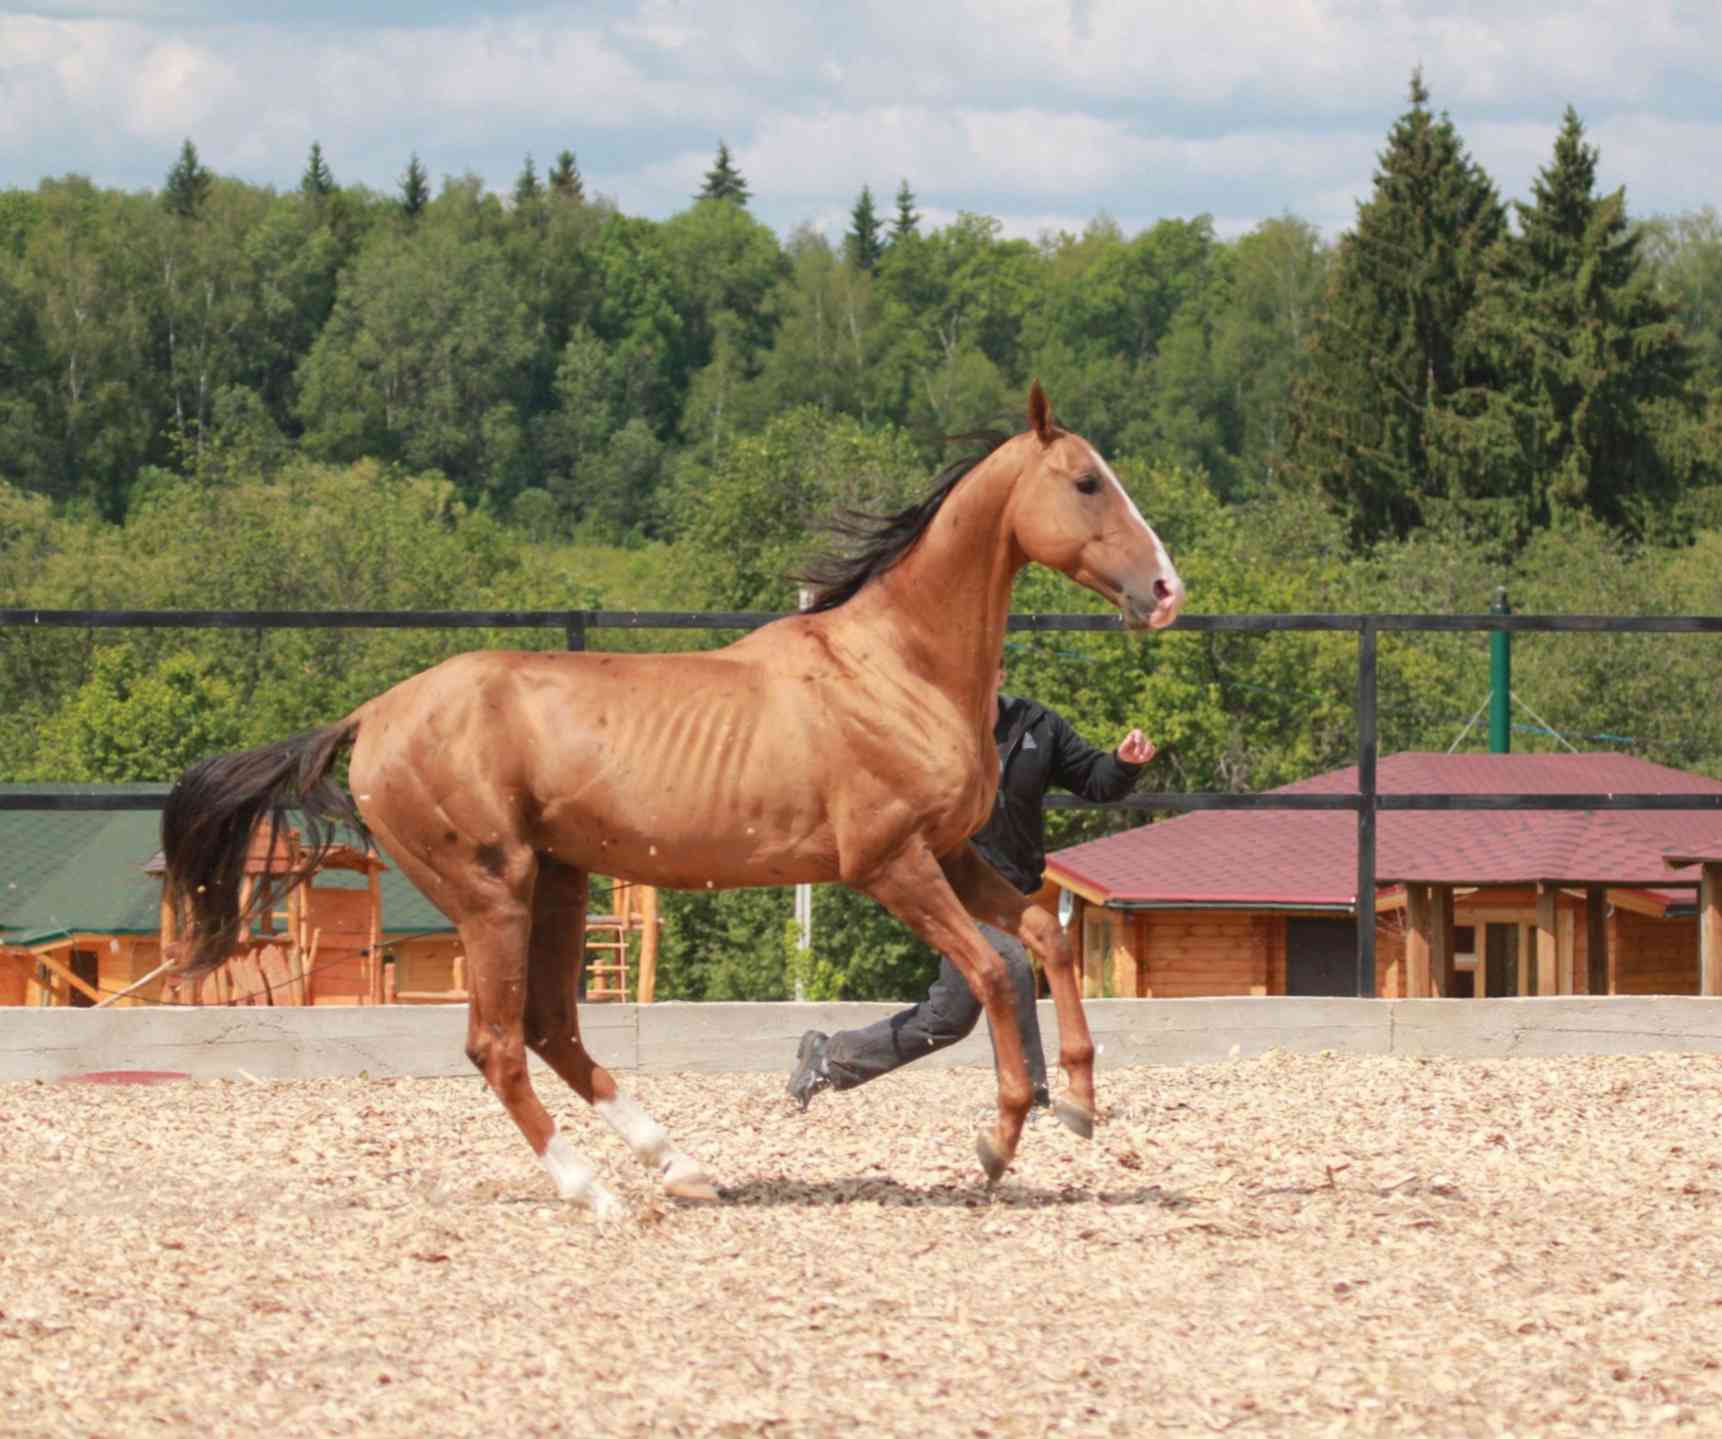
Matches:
[1141,912,1269,997]
[0,950,31,1005]
[392,936,467,1001]
[299,886,376,1003]
[1376,921,1407,999]
[1088,910,1408,998]
[97,937,165,1005]
[1613,909,1698,995]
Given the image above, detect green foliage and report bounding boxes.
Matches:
[696,142,749,206]
[655,886,790,1000]
[664,406,928,610]
[1285,70,1509,546]
[295,225,537,501]
[300,143,335,200]
[790,887,939,1002]
[28,645,245,781]
[512,154,542,211]
[398,154,430,220]
[162,139,212,219]
[747,228,893,428]
[1460,108,1702,540]
[846,186,883,272]
[548,151,584,204]
[890,180,920,244]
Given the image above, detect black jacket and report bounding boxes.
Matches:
[972,692,1144,895]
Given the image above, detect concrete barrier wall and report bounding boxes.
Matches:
[6,996,1722,1082]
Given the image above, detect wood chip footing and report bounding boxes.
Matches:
[5,1054,1722,1437]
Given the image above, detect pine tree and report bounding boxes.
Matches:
[513,153,542,209]
[162,138,212,218]
[300,141,335,200]
[399,152,430,221]
[1283,72,1507,545]
[697,141,749,205]
[846,185,883,271]
[1470,107,1696,534]
[548,149,584,202]
[889,179,920,243]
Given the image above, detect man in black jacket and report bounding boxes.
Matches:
[788,668,1156,1111]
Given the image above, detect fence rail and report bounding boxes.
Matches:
[7,606,1722,996]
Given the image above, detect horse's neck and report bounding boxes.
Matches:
[825,444,1024,711]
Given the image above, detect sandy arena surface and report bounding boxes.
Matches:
[5,1052,1722,1437]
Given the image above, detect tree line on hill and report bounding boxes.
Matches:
[5,72,1722,1001]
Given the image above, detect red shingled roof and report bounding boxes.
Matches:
[1048,753,1722,908]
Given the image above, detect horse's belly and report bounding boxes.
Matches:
[532,735,838,890]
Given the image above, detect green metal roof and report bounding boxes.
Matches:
[0,786,454,940]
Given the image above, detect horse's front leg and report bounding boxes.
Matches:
[940,844,1097,1138]
[856,842,1035,1184]
[1018,902,1096,1135]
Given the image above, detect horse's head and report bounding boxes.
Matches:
[1008,381,1185,630]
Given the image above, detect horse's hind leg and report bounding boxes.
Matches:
[459,889,626,1218]
[524,860,718,1202]
[857,841,1035,1184]
[359,807,623,1217]
[941,843,1098,1137]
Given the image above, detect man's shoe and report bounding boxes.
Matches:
[787,1030,832,1112]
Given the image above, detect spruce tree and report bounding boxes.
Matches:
[1283,72,1507,545]
[513,153,542,209]
[889,179,920,243]
[1469,107,1696,534]
[399,152,430,221]
[300,141,335,200]
[697,141,749,205]
[846,185,883,271]
[548,149,584,202]
[162,138,212,218]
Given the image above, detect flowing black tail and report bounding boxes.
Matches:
[160,721,366,975]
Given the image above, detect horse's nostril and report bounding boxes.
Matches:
[1153,578,1172,602]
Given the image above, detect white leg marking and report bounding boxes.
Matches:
[597,1094,707,1189]
[540,1124,624,1218]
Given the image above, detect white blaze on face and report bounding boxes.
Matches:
[1090,446,1180,599]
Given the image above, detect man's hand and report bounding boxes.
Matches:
[1115,729,1156,765]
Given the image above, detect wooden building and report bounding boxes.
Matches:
[1047,753,1722,999]
[0,787,658,1007]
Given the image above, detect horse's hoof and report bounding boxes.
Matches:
[1054,1100,1095,1140]
[586,1184,628,1222]
[664,1172,721,1203]
[975,1132,1010,1186]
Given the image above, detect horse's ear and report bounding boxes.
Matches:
[1028,379,1056,444]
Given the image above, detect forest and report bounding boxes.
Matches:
[5,75,1722,1001]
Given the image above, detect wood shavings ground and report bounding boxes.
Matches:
[5,1050,1722,1436]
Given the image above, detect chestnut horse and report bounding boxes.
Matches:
[160,382,1184,1216]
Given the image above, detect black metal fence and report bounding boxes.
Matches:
[6,606,1722,996]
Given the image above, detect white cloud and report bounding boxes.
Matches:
[126,39,242,138]
[2,1,1719,242]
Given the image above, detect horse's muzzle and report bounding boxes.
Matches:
[1124,574,1185,631]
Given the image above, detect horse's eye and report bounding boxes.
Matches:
[1075,476,1101,496]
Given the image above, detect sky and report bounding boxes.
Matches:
[5,1,1721,245]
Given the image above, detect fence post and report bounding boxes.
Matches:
[1356,618,1378,998]
[565,611,587,652]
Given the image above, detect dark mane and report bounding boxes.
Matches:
[793,432,1010,614]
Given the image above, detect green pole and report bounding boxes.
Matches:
[1489,586,1511,754]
